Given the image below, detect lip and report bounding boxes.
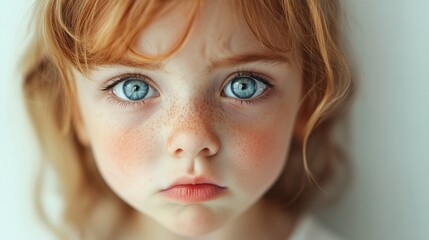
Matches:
[160,176,227,203]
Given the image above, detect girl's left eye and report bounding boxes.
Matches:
[111,77,157,101]
[223,74,269,99]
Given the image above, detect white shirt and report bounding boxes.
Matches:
[288,216,344,240]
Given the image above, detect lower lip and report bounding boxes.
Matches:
[161,184,226,203]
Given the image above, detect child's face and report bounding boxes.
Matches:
[73,1,302,237]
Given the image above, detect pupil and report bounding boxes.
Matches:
[132,85,140,92]
[239,83,248,90]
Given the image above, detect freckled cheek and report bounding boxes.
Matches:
[229,123,292,194]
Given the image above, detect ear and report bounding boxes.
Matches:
[72,108,90,146]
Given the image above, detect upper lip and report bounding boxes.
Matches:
[162,176,225,191]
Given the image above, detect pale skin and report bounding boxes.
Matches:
[73,1,303,239]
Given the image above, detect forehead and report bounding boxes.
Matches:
[133,1,267,62]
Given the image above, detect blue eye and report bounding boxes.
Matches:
[112,78,157,101]
[223,75,267,99]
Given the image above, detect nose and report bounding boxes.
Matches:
[167,130,220,159]
[167,105,220,159]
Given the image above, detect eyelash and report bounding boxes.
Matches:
[100,71,275,108]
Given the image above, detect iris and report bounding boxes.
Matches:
[230,77,257,99]
[123,79,149,101]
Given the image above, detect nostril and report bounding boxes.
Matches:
[201,147,210,155]
[172,147,214,158]
[174,148,183,156]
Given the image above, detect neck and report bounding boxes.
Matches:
[123,200,298,240]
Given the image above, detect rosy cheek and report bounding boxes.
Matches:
[228,118,293,194]
[88,121,160,189]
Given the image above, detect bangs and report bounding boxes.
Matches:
[43,0,195,70]
[42,0,297,72]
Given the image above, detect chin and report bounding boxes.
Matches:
[169,223,220,237]
[164,204,225,237]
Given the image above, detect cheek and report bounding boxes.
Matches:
[227,115,295,194]
[86,118,160,190]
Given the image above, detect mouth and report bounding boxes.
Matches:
[160,176,227,203]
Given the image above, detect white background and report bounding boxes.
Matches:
[1,0,428,239]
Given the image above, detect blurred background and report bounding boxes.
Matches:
[1,0,428,239]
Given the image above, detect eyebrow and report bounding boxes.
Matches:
[112,59,165,71]
[110,52,290,72]
[208,52,290,71]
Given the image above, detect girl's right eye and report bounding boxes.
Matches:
[111,77,157,101]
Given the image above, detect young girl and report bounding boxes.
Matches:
[22,0,353,239]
